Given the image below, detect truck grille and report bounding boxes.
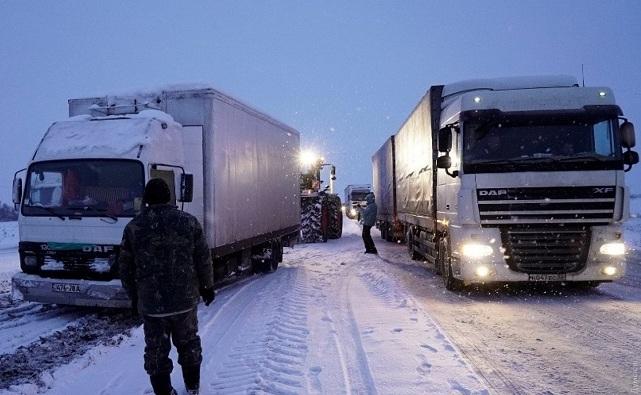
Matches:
[500,227,590,273]
[477,186,616,226]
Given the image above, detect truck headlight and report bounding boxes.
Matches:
[599,242,625,256]
[461,243,493,258]
[601,266,617,276]
[350,208,357,217]
[475,265,491,277]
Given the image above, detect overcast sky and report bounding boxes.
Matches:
[1,1,640,203]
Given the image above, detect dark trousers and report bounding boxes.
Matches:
[142,307,202,376]
[362,225,377,252]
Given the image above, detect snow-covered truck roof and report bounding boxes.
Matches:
[68,84,298,137]
[32,110,180,161]
[439,75,619,126]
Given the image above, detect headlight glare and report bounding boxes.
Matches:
[461,243,493,258]
[599,242,625,256]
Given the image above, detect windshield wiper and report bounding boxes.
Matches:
[555,155,608,162]
[68,205,118,221]
[29,204,66,221]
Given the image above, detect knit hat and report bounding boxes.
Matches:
[143,178,171,205]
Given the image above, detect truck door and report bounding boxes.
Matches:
[181,126,205,226]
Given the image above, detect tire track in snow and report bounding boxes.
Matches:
[201,267,309,394]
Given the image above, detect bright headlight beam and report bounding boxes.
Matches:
[461,243,493,258]
[602,266,617,276]
[475,265,490,277]
[299,150,319,167]
[600,242,625,256]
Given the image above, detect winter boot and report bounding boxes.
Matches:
[182,364,201,394]
[149,373,176,395]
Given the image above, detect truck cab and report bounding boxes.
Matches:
[12,111,193,307]
[434,76,637,287]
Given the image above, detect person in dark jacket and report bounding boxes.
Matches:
[361,192,378,254]
[119,178,215,395]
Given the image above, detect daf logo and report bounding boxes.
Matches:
[82,245,115,253]
[593,187,614,194]
[479,189,508,196]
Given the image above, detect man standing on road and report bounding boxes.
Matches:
[362,192,378,254]
[119,178,215,395]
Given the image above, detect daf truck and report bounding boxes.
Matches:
[372,76,638,290]
[12,86,300,307]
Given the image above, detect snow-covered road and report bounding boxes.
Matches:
[2,218,641,394]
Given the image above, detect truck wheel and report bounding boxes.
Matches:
[385,224,394,242]
[406,228,421,260]
[435,238,445,276]
[441,237,463,291]
[301,196,323,243]
[326,194,343,239]
[380,224,387,240]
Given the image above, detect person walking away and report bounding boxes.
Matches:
[119,178,216,395]
[362,192,378,254]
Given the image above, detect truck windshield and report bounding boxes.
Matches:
[351,192,369,201]
[463,118,622,173]
[22,159,144,218]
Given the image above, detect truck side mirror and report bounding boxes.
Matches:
[621,121,636,148]
[331,165,336,181]
[179,173,194,203]
[438,128,452,152]
[436,155,452,169]
[12,177,23,206]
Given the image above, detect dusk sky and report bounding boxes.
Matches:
[1,1,640,203]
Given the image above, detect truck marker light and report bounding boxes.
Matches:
[602,266,617,276]
[599,242,625,256]
[473,96,481,103]
[599,91,607,97]
[461,243,493,258]
[475,265,490,278]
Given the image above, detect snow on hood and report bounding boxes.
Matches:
[33,113,176,161]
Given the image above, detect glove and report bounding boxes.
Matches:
[200,287,215,306]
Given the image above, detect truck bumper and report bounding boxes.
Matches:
[11,273,131,308]
[455,258,625,284]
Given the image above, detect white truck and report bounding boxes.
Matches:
[343,184,371,219]
[12,86,300,307]
[372,76,638,290]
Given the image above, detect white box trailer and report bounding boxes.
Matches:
[373,76,638,290]
[12,86,300,307]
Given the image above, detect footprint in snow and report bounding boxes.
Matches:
[420,344,438,353]
[392,328,403,333]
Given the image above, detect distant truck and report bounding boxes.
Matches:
[372,76,638,290]
[343,184,371,219]
[12,86,300,307]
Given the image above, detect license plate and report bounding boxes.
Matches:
[528,273,567,282]
[52,283,81,293]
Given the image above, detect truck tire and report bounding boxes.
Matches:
[325,194,343,239]
[440,237,463,291]
[380,224,387,240]
[406,227,422,260]
[385,223,394,242]
[301,196,324,243]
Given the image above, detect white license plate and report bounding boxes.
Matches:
[52,283,81,293]
[528,273,567,282]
